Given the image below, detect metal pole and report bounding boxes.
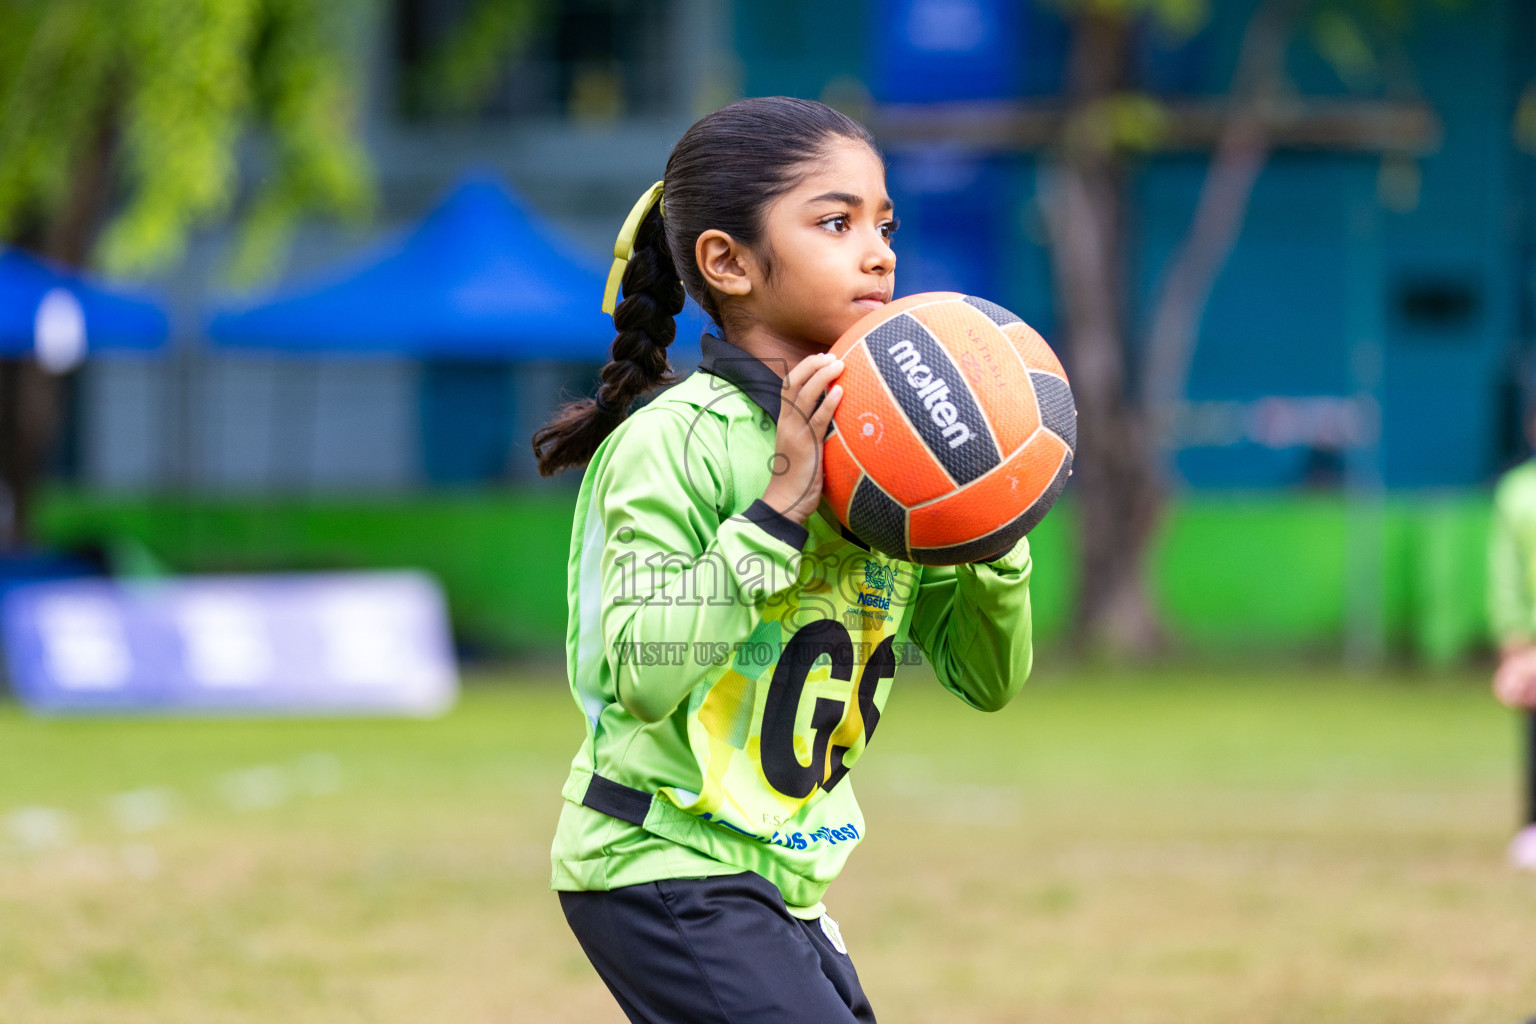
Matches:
[1343,189,1386,668]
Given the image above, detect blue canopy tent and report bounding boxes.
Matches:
[0,247,169,365]
[206,174,710,483]
[208,173,709,361]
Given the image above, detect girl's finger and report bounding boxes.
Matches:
[796,360,844,413]
[809,384,844,437]
[783,352,838,395]
[1496,674,1519,706]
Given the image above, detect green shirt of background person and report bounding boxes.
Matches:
[1486,451,1536,867]
[1489,459,1536,705]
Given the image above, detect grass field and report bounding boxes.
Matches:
[2,663,1535,1023]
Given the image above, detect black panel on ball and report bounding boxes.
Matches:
[962,295,1023,326]
[1013,453,1072,537]
[1030,372,1077,452]
[847,478,910,560]
[910,453,1072,565]
[911,508,1031,566]
[865,314,1001,486]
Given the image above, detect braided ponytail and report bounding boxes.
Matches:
[532,205,684,476]
[533,97,876,476]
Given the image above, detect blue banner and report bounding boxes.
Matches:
[870,0,1021,103]
[2,572,458,715]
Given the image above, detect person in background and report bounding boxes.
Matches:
[1488,409,1536,868]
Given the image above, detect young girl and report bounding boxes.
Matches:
[533,96,1034,1023]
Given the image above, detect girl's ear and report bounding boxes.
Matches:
[696,229,754,298]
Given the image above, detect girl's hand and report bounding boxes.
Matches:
[761,352,844,526]
[1494,646,1536,709]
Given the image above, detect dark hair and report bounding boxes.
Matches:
[532,96,877,476]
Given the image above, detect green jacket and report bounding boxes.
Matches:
[1489,460,1536,647]
[550,333,1035,914]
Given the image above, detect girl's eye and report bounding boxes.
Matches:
[821,214,850,233]
[880,218,901,241]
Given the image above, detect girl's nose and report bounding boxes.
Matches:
[866,236,895,273]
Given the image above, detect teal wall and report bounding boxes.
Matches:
[737,0,1534,491]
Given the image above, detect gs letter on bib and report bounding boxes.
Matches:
[760,624,895,799]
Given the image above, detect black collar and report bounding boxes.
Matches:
[697,331,785,421]
[695,331,871,553]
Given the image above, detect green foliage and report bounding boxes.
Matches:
[1049,0,1480,162]
[1047,0,1480,90]
[1065,92,1173,156]
[1514,83,1536,154]
[0,0,372,281]
[232,0,374,281]
[408,0,542,117]
[0,2,117,240]
[1046,0,1212,39]
[1305,0,1476,96]
[1311,8,1380,88]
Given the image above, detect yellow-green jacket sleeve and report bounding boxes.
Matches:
[906,536,1034,712]
[594,405,806,724]
[1489,465,1536,647]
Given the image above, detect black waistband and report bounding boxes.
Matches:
[582,773,652,826]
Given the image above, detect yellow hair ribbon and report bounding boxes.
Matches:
[601,180,666,315]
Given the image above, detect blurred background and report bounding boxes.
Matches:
[1,0,1526,666]
[5,2,1536,1022]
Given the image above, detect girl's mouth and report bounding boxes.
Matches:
[854,293,889,310]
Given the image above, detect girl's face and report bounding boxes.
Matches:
[739,139,898,349]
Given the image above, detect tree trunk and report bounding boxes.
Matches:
[1045,1,1307,657]
[1046,11,1164,657]
[0,113,114,550]
[1142,0,1302,417]
[0,361,62,549]
[1047,165,1164,656]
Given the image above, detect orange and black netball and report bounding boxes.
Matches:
[822,292,1076,565]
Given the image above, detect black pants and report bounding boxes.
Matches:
[560,872,877,1024]
[1527,711,1536,825]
